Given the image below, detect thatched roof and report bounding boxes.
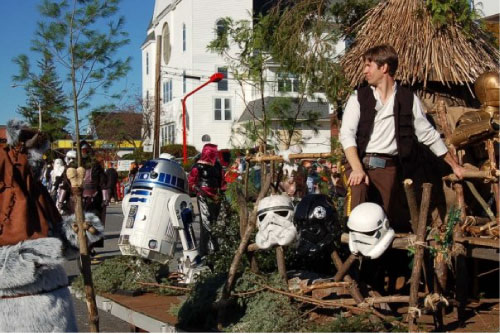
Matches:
[340,0,500,88]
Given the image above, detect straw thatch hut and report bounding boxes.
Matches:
[340,0,500,108]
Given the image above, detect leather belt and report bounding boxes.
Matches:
[362,153,397,169]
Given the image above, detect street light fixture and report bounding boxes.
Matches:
[181,72,225,164]
[11,84,42,130]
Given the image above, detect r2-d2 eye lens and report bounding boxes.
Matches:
[148,240,157,249]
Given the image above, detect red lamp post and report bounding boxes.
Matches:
[181,72,225,164]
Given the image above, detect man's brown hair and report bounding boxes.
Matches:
[362,45,398,77]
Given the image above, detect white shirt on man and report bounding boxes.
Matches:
[339,83,448,157]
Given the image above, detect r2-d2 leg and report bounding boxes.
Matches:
[168,194,209,283]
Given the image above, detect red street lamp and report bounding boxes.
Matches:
[181,72,225,164]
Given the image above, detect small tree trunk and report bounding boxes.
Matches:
[408,183,432,332]
[486,139,499,218]
[331,251,364,303]
[72,187,99,332]
[276,246,287,282]
[333,254,358,282]
[403,179,419,234]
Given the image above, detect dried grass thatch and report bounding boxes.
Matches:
[340,0,500,89]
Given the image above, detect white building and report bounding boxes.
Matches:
[143,0,338,154]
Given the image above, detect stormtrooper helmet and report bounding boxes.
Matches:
[293,194,337,256]
[256,194,297,249]
[65,150,77,166]
[347,202,395,259]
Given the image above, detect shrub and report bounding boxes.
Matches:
[161,144,198,158]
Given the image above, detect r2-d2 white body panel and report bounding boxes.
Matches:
[118,158,195,264]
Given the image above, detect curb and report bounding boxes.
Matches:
[69,287,180,333]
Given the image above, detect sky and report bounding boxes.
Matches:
[0,0,155,128]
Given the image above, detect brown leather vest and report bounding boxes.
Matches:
[355,85,417,163]
[0,145,62,246]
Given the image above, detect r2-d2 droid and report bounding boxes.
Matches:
[118,154,204,283]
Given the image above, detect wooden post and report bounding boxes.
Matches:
[486,139,499,218]
[403,179,419,234]
[68,168,99,332]
[453,183,466,221]
[331,251,364,303]
[333,254,358,282]
[276,246,287,282]
[408,183,432,332]
[453,223,468,326]
[237,186,259,272]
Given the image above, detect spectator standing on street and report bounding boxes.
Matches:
[106,162,119,203]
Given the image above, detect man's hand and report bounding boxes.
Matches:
[348,169,369,186]
[443,151,465,180]
[451,164,466,180]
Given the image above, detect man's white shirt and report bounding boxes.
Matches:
[339,84,448,157]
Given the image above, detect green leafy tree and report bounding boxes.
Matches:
[14,53,70,140]
[208,12,328,153]
[329,0,379,41]
[14,0,131,166]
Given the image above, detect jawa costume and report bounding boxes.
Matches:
[188,143,226,257]
[57,140,110,248]
[0,120,103,332]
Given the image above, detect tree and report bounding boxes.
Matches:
[207,12,326,154]
[17,0,131,166]
[14,53,70,140]
[13,1,131,331]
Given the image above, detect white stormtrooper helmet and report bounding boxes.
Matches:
[347,202,395,259]
[65,150,77,166]
[255,194,297,249]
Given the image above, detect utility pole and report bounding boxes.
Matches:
[153,35,162,159]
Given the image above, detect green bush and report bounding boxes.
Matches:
[71,256,171,295]
[161,144,198,158]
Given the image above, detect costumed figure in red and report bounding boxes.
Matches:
[188,143,226,257]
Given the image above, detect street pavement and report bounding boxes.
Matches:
[63,199,200,332]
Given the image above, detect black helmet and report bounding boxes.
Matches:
[293,194,338,256]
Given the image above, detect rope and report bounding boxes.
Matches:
[407,238,430,249]
[408,306,422,318]
[424,293,449,311]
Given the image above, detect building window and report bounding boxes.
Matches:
[277,73,299,92]
[201,134,211,142]
[182,23,186,52]
[145,91,149,109]
[146,52,149,75]
[163,79,173,103]
[217,67,228,91]
[183,70,186,94]
[216,19,227,40]
[161,123,176,145]
[214,98,231,121]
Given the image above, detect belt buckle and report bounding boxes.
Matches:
[364,156,386,169]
